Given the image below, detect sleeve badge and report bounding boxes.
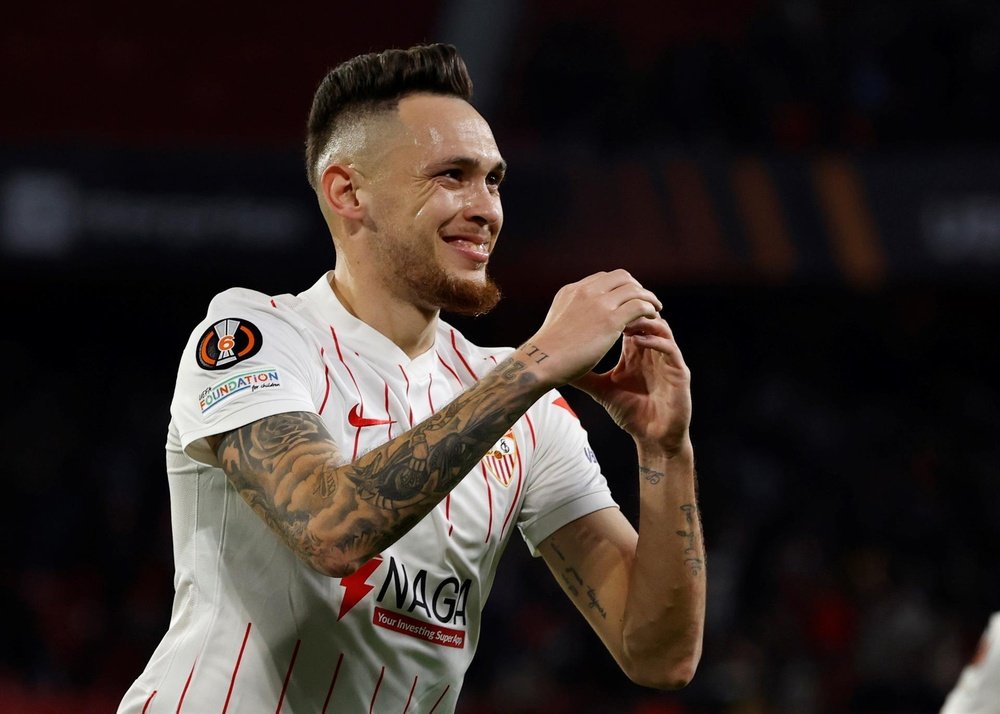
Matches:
[195,317,263,370]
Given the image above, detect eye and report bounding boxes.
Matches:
[438,168,463,181]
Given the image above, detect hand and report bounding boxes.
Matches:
[522,270,662,387]
[573,315,692,454]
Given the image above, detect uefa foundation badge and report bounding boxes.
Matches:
[195,317,263,370]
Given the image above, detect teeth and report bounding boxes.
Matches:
[451,239,487,253]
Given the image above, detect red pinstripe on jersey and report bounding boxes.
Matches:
[318,348,331,415]
[175,659,195,713]
[445,494,454,537]
[426,373,436,413]
[450,330,478,380]
[500,443,525,538]
[403,675,418,713]
[320,652,344,714]
[221,623,252,714]
[437,352,463,386]
[398,365,414,427]
[140,690,156,713]
[525,412,537,449]
[383,382,393,439]
[330,327,366,460]
[369,665,385,713]
[428,685,450,713]
[275,639,301,714]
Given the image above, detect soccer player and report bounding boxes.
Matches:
[941,612,1000,713]
[118,44,705,713]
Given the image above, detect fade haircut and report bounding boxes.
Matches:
[305,43,474,189]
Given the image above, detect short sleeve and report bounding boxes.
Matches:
[170,288,321,466]
[517,392,618,555]
[941,612,1000,714]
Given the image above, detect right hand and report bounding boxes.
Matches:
[521,269,663,386]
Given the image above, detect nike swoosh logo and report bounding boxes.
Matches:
[347,404,395,428]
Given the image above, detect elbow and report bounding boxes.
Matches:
[303,550,373,579]
[625,655,700,691]
[314,559,354,579]
[622,634,703,690]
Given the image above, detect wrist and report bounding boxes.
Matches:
[513,341,563,389]
[635,433,694,463]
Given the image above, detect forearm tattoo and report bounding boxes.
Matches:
[217,356,540,564]
[639,466,664,485]
[519,341,549,364]
[548,537,608,620]
[676,504,705,576]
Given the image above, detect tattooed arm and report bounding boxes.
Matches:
[538,314,705,690]
[210,269,662,577]
[211,354,546,576]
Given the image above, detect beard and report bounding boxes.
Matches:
[372,230,501,316]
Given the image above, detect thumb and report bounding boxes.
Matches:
[571,370,610,402]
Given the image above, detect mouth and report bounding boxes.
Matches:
[441,235,490,265]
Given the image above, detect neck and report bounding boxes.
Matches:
[329,267,439,359]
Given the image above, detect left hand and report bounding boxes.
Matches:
[572,315,692,453]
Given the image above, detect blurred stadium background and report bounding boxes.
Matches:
[3,1,1000,711]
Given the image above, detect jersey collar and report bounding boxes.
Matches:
[300,272,441,372]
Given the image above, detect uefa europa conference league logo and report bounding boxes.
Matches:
[196,318,263,370]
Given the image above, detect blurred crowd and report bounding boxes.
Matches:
[497,0,1000,151]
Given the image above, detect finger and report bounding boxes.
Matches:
[607,283,662,312]
[613,297,660,326]
[579,269,657,302]
[623,315,675,340]
[628,333,687,368]
[621,330,643,367]
[623,315,669,337]
[573,268,634,292]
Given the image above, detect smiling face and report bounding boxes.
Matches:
[355,94,506,315]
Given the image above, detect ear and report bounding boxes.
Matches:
[320,164,364,221]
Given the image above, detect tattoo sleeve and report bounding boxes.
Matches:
[216,355,544,573]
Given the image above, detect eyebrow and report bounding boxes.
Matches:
[434,156,507,177]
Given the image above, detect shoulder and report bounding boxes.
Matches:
[198,286,317,332]
[205,286,288,314]
[185,286,319,369]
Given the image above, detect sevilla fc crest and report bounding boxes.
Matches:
[483,431,519,487]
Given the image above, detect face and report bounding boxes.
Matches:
[357,94,505,315]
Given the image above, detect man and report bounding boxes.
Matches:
[119,44,705,713]
[941,612,1000,713]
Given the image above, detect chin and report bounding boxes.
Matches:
[435,273,501,316]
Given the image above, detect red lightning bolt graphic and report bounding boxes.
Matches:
[337,557,383,621]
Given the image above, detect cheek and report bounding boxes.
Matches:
[414,187,461,221]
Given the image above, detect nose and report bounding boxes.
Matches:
[462,182,502,229]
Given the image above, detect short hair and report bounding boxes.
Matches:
[305,43,474,189]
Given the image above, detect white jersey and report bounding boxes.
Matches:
[119,272,617,714]
[942,612,1000,714]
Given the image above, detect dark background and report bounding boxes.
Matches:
[3,1,999,712]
